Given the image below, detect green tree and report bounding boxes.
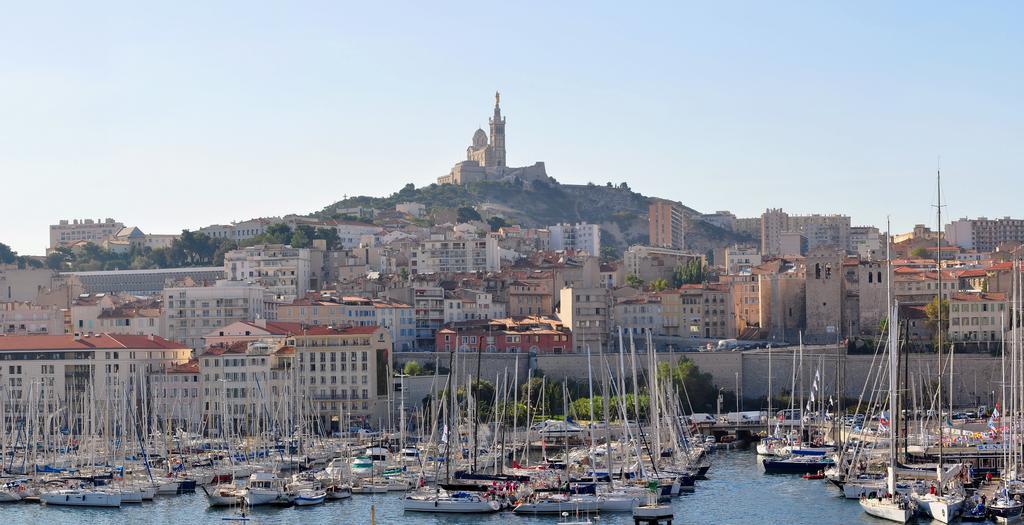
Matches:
[649,278,670,292]
[625,274,644,288]
[313,227,341,250]
[599,245,619,262]
[398,267,410,282]
[673,258,706,286]
[45,251,67,270]
[0,243,17,264]
[290,228,311,248]
[911,247,930,259]
[486,216,507,232]
[457,206,482,223]
[264,223,293,245]
[658,358,725,413]
[402,361,424,376]
[925,297,950,348]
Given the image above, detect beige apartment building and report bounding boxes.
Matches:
[49,218,125,249]
[0,334,191,430]
[559,286,611,352]
[949,292,1008,343]
[0,302,64,335]
[648,199,686,250]
[508,278,554,317]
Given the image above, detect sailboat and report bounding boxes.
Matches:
[859,303,913,523]
[910,171,966,524]
[988,264,1024,521]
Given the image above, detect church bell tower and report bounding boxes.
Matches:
[488,91,506,168]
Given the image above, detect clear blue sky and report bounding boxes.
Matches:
[3,1,1021,255]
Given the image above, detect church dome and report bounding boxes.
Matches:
[472,128,488,147]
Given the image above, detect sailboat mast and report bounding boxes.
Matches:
[888,302,900,497]
[936,167,945,484]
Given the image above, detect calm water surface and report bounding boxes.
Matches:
[0,451,965,524]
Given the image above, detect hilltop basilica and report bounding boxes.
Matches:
[437,92,550,185]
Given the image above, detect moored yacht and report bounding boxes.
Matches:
[40,488,122,507]
[403,488,501,513]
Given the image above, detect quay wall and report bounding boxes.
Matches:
[396,349,1000,408]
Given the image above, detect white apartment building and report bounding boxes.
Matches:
[724,246,762,275]
[198,218,274,242]
[163,280,270,351]
[410,231,500,275]
[548,223,601,257]
[331,221,384,249]
[225,244,312,302]
[443,289,506,323]
[277,296,416,352]
[850,226,884,259]
[946,217,1024,252]
[49,218,125,249]
[71,294,163,337]
[761,209,851,256]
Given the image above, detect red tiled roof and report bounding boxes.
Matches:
[167,359,199,374]
[237,321,305,335]
[0,333,187,351]
[951,292,1007,302]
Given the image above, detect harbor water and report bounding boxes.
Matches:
[0,450,966,525]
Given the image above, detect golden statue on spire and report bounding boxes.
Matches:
[495,91,500,106]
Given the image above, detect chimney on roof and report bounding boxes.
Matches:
[147,334,154,341]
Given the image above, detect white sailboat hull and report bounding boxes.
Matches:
[514,495,601,514]
[245,488,289,506]
[597,494,643,512]
[41,490,122,507]
[859,498,912,523]
[403,496,500,513]
[912,494,964,524]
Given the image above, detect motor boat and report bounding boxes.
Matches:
[293,488,326,506]
[761,456,834,474]
[350,456,374,477]
[399,447,421,465]
[244,472,290,506]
